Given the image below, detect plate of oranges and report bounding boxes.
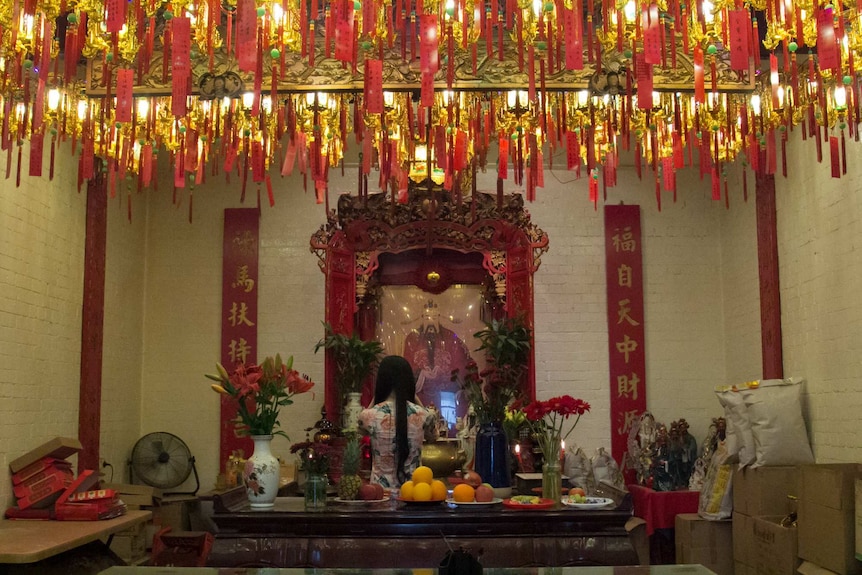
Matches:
[397,465,447,505]
[447,482,501,505]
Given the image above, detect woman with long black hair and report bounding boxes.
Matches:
[358,355,437,488]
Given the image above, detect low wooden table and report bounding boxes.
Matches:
[210,497,638,568]
[0,510,151,573]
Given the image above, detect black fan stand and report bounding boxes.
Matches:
[127,456,201,496]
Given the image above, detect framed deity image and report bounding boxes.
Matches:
[375,284,489,436]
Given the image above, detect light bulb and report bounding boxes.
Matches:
[47,88,61,111]
[834,85,847,109]
[242,91,254,109]
[750,94,761,115]
[136,98,150,118]
[624,0,637,23]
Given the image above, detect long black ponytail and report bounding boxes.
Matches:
[374,355,417,483]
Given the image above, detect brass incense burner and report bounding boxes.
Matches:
[421,439,467,479]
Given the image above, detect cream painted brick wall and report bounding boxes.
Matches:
[100,192,147,481]
[137,151,758,488]
[0,145,85,507]
[776,130,862,464]
[719,162,762,384]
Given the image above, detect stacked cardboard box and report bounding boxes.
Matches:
[797,464,862,575]
[675,513,733,575]
[110,520,149,563]
[732,466,800,575]
[8,437,82,511]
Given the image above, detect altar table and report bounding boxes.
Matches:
[209,496,639,568]
[99,565,717,575]
[627,485,700,536]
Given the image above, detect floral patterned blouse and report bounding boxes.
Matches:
[358,400,437,488]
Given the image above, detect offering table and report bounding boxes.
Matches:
[209,496,638,568]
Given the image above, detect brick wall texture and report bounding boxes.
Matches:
[0,131,858,505]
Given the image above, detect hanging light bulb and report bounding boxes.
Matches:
[623,0,637,23]
[242,91,255,109]
[136,98,150,119]
[750,94,761,115]
[47,89,62,111]
[834,85,847,110]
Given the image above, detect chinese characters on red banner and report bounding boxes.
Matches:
[604,205,647,470]
[220,209,260,466]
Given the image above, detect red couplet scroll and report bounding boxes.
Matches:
[220,209,260,467]
[604,205,647,472]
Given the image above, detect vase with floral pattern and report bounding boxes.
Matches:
[243,435,279,508]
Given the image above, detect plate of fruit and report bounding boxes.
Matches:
[502,495,555,509]
[396,466,448,505]
[561,488,615,508]
[334,488,389,504]
[446,482,501,505]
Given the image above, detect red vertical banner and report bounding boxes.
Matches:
[604,205,647,474]
[220,208,260,468]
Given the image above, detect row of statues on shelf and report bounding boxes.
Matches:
[626,412,727,491]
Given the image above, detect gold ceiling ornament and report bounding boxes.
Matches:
[0,0,860,217]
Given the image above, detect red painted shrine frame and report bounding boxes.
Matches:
[311,189,549,421]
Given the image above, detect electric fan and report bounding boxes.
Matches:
[129,432,200,495]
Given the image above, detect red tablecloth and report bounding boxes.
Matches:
[627,484,700,536]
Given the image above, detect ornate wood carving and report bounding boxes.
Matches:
[310,187,548,417]
[86,27,753,96]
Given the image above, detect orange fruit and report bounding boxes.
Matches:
[400,481,415,501]
[413,482,433,501]
[452,483,475,503]
[411,465,434,485]
[430,479,447,501]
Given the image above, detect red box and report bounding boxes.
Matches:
[12,458,73,485]
[54,470,127,521]
[16,474,74,510]
[13,466,74,498]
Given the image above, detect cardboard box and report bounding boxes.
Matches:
[105,483,164,507]
[626,517,649,565]
[733,512,800,575]
[54,470,127,521]
[110,521,148,564]
[675,513,733,575]
[9,437,82,473]
[151,496,196,531]
[733,466,799,517]
[798,464,862,575]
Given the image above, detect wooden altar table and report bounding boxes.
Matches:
[210,497,639,568]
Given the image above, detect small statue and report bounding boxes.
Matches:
[456,405,478,470]
[650,424,674,492]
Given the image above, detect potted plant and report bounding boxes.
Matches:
[314,323,384,430]
[452,314,532,491]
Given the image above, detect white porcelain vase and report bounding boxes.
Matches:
[243,435,279,508]
[342,392,363,431]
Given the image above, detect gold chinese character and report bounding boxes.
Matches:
[612,226,636,252]
[232,265,256,293]
[617,410,640,436]
[228,302,256,327]
[617,264,633,288]
[228,338,252,364]
[617,299,640,326]
[615,334,638,363]
[616,372,641,400]
[233,230,257,255]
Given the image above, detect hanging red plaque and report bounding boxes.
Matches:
[604,205,647,475]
